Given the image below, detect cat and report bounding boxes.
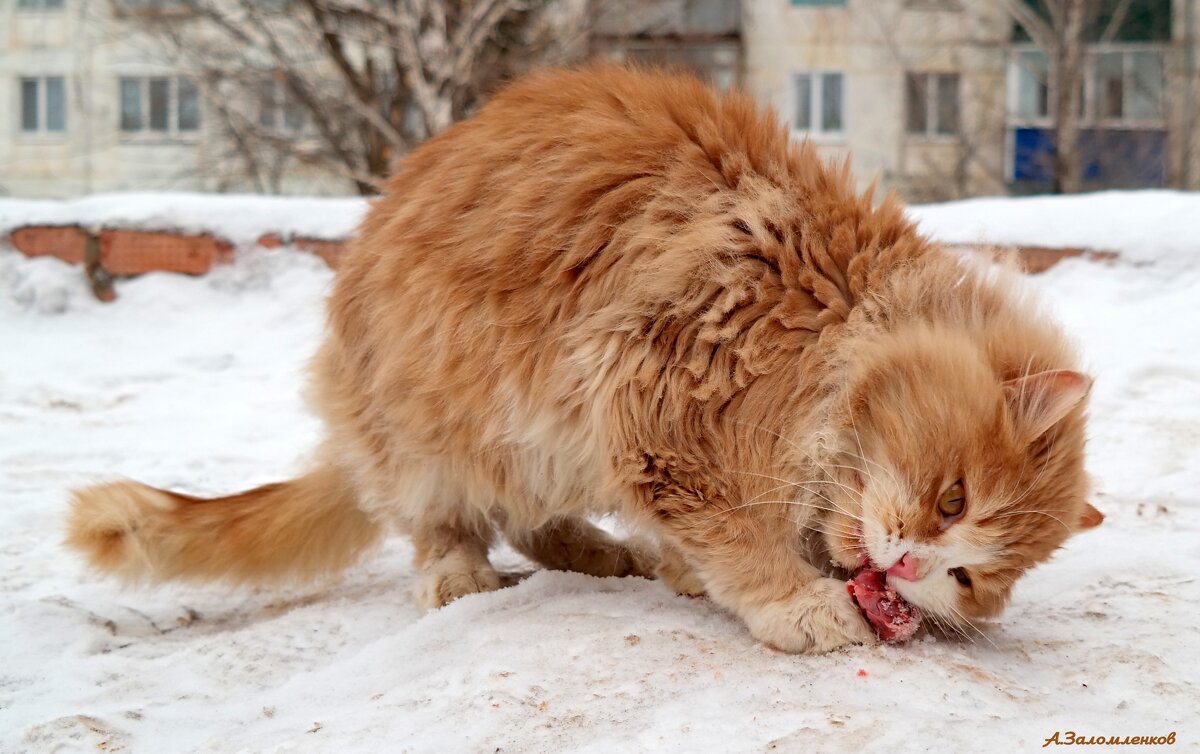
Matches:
[66,65,1102,653]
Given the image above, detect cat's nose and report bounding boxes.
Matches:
[886,552,922,581]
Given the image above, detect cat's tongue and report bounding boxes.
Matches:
[847,569,922,644]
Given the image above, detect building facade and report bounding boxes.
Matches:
[1,0,346,198]
[742,0,1200,200]
[4,0,1199,200]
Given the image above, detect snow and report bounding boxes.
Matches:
[909,190,1200,267]
[2,195,1200,752]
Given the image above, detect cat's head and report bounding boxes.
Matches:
[818,323,1102,623]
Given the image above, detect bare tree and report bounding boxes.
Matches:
[997,0,1137,193]
[118,0,590,194]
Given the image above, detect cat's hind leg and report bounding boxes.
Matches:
[505,516,657,580]
[412,520,500,609]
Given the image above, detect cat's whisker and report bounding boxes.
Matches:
[990,573,1019,589]
[859,454,900,490]
[944,604,998,651]
[993,433,1060,517]
[725,470,863,521]
[930,613,972,643]
[700,498,860,525]
[730,420,867,499]
[987,509,1072,533]
[842,390,895,493]
[694,503,846,539]
[736,480,810,508]
[733,467,866,510]
[997,431,1059,512]
[763,490,864,524]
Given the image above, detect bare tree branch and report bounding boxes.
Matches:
[118,0,589,194]
[997,0,1055,50]
[1099,0,1135,43]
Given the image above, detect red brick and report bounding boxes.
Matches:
[9,226,88,264]
[964,244,1118,274]
[100,230,219,276]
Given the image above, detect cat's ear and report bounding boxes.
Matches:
[1076,502,1105,530]
[1002,369,1092,444]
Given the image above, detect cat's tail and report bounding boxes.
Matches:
[65,463,383,585]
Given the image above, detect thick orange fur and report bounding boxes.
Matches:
[67,465,382,584]
[67,66,1100,652]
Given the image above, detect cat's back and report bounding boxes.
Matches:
[321,65,925,412]
[333,65,802,308]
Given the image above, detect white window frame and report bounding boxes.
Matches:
[790,70,846,139]
[17,75,68,138]
[905,71,960,140]
[1007,43,1165,129]
[119,75,201,140]
[1007,47,1050,126]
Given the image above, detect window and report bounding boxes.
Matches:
[905,73,959,136]
[792,72,844,136]
[1093,50,1163,122]
[258,78,306,133]
[178,79,201,130]
[19,76,67,134]
[1014,50,1049,120]
[1010,48,1164,125]
[16,0,66,10]
[119,76,201,136]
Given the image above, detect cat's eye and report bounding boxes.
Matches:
[949,567,972,587]
[937,480,966,518]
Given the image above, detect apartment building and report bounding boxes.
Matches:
[1,0,345,197]
[4,0,1198,200]
[743,0,1199,199]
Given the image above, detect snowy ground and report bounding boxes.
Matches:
[2,194,1200,752]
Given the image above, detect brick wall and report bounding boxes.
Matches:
[6,225,348,275]
[5,225,1110,295]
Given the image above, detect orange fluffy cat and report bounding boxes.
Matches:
[67,66,1102,653]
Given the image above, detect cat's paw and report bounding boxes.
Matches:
[656,544,707,597]
[743,577,877,653]
[416,566,501,610]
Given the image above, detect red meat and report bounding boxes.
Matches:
[847,569,922,644]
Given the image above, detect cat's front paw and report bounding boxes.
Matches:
[743,577,877,653]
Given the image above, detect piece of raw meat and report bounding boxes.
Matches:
[847,569,922,644]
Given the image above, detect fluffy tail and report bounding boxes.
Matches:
[65,464,383,585]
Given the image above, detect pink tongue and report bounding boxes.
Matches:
[847,569,923,644]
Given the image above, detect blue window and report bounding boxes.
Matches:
[1012,127,1166,186]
